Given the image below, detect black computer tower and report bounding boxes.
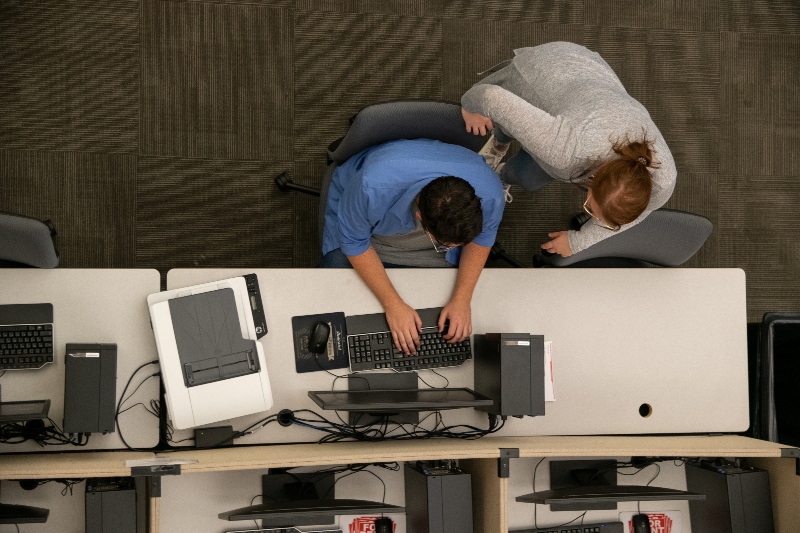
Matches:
[63,343,117,435]
[404,463,473,533]
[85,477,147,533]
[472,333,544,417]
[685,462,774,533]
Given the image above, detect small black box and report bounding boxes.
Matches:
[63,343,117,434]
[85,477,147,533]
[473,333,545,417]
[686,462,774,533]
[195,425,234,448]
[404,462,473,533]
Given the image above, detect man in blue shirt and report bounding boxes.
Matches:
[321,139,505,355]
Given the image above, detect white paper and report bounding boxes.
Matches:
[544,340,555,401]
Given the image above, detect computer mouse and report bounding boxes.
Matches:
[374,517,392,533]
[308,321,331,354]
[632,514,651,533]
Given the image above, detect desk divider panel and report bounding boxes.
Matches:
[460,458,507,533]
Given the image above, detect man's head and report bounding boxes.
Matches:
[417,176,483,248]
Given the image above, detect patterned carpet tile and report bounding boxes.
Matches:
[718,175,800,321]
[0,149,136,267]
[297,0,443,16]
[293,11,443,161]
[140,0,293,160]
[444,0,582,23]
[136,157,294,270]
[585,0,718,31]
[0,0,138,153]
[721,0,800,34]
[720,32,800,176]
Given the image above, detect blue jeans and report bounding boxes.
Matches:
[320,248,414,269]
[494,127,554,192]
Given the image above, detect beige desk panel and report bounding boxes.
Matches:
[165,268,749,443]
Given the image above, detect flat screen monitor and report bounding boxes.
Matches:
[307,387,493,412]
[0,503,50,524]
[219,499,404,528]
[0,399,51,422]
[515,485,706,505]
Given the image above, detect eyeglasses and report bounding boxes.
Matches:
[426,231,456,253]
[583,192,620,231]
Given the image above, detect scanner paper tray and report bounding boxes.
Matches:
[169,288,260,387]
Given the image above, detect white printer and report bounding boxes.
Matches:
[147,276,273,430]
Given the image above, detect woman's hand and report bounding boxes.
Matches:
[461,107,494,136]
[541,231,573,257]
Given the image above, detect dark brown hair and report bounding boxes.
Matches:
[590,133,658,227]
[418,176,483,246]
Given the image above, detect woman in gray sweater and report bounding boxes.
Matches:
[461,41,676,256]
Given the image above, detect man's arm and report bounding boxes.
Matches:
[439,242,491,342]
[347,246,422,355]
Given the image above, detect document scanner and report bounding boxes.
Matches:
[147,276,273,430]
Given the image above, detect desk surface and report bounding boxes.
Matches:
[166,268,750,444]
[0,269,161,452]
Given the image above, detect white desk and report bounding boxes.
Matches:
[166,268,750,444]
[0,269,162,452]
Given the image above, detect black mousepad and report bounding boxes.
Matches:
[291,312,348,373]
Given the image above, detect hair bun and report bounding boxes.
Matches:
[637,156,648,166]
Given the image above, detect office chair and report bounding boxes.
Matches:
[0,212,60,268]
[275,99,487,249]
[533,208,713,268]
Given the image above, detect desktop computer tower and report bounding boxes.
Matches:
[404,462,473,533]
[63,343,117,435]
[472,333,544,417]
[85,477,147,533]
[685,462,774,533]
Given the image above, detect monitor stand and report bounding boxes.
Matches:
[261,470,337,529]
[347,372,419,425]
[549,459,618,511]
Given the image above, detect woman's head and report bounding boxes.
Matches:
[587,134,657,229]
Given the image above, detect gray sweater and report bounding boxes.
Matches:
[461,41,676,254]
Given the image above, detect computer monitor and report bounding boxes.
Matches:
[0,503,50,524]
[515,459,705,512]
[308,388,494,413]
[218,499,404,528]
[515,484,706,505]
[309,373,493,424]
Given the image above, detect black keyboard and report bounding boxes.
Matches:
[345,307,472,373]
[0,304,55,370]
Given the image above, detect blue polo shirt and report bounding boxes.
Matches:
[322,139,505,265]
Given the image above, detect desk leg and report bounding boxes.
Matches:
[460,458,507,533]
[749,457,800,533]
[148,493,160,533]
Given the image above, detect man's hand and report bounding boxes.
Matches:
[439,297,472,343]
[385,300,422,355]
[541,231,573,257]
[461,107,493,136]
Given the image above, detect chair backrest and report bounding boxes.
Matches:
[327,100,486,164]
[0,212,59,268]
[319,100,487,240]
[536,208,712,267]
